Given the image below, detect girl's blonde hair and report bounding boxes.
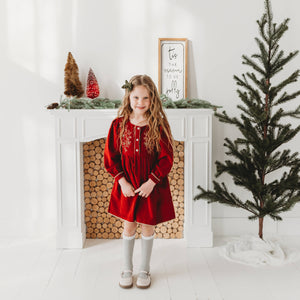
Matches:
[117,74,175,154]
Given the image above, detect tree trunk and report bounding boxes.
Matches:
[259,217,264,239]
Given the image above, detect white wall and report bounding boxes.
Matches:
[1,0,300,238]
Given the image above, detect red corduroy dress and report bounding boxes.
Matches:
[104,117,176,225]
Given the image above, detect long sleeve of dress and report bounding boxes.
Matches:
[148,128,173,184]
[104,119,125,182]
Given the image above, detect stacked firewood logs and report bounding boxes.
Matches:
[84,139,184,239]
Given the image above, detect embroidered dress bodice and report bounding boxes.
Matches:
[103,116,176,225]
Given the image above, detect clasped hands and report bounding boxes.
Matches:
[118,177,156,198]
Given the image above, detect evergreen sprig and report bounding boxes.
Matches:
[194,0,300,239]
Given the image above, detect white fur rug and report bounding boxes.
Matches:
[218,235,300,267]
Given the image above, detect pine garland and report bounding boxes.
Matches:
[49,97,121,110]
[46,94,221,110]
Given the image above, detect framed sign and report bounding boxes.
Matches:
[158,38,188,101]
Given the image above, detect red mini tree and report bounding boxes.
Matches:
[86,68,100,99]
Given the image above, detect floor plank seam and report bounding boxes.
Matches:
[185,249,199,300]
[12,245,47,300]
[73,249,84,279]
[42,249,63,291]
[202,248,224,300]
[162,260,172,300]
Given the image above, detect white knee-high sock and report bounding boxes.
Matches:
[139,233,155,273]
[122,232,136,271]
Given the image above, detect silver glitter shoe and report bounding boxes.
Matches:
[136,270,151,289]
[119,270,133,289]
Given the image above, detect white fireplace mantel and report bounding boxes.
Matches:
[50,109,213,248]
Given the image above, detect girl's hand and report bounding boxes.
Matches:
[118,178,135,197]
[134,179,156,198]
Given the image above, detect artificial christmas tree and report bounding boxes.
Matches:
[86,68,100,99]
[194,0,300,240]
[64,52,84,98]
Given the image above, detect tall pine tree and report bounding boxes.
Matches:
[194,0,300,239]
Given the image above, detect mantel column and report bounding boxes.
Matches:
[185,113,213,247]
[54,115,86,248]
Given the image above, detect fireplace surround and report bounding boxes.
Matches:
[51,109,213,248]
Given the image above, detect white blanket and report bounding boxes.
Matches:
[219,235,300,266]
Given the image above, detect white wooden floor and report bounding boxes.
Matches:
[1,234,300,300]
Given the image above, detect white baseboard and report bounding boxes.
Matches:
[212,217,300,236]
[0,219,56,238]
[1,217,300,239]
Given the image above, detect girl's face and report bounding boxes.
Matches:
[129,85,151,117]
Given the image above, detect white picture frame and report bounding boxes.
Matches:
[158,38,188,101]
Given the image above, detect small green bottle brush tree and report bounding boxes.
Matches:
[194,0,300,239]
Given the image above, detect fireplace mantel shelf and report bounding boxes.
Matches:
[50,109,213,248]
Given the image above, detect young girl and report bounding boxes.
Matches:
[104,74,176,289]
